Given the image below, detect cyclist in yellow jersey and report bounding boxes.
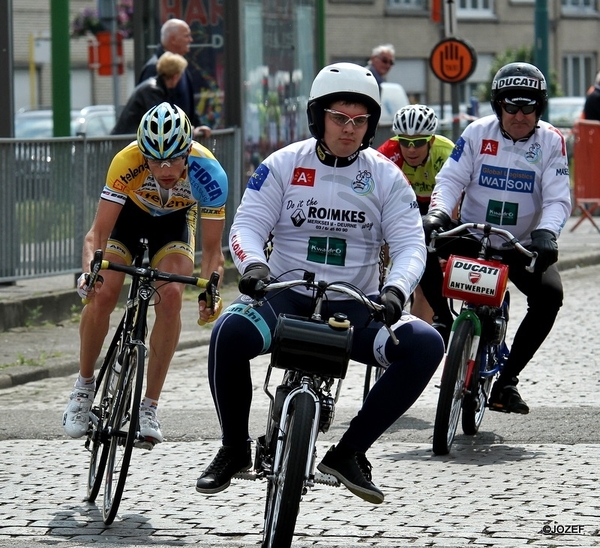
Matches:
[62,103,228,444]
[378,104,454,327]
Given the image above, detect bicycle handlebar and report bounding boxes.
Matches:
[82,250,220,312]
[428,222,538,273]
[252,273,399,345]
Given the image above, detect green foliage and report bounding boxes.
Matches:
[475,45,561,102]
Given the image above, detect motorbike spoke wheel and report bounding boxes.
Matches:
[262,391,315,548]
[432,320,474,455]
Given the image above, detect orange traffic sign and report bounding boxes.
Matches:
[430,38,477,84]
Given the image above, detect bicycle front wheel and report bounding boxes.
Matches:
[432,320,474,456]
[262,391,315,548]
[102,343,145,525]
[86,320,124,503]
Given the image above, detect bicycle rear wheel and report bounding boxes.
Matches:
[262,391,315,548]
[102,343,145,525]
[432,320,474,456]
[86,322,124,503]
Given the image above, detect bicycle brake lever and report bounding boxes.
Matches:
[82,250,104,304]
[526,251,538,273]
[206,271,220,311]
[386,326,400,346]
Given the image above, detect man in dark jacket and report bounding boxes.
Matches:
[112,52,187,135]
[139,18,211,139]
[583,71,600,122]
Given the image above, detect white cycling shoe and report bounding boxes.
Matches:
[138,408,163,445]
[62,385,95,438]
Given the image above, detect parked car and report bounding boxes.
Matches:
[14,106,116,199]
[371,82,410,148]
[547,96,585,131]
[378,82,410,126]
[15,105,116,138]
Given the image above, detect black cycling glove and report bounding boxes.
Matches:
[529,229,558,273]
[379,286,405,327]
[238,262,270,298]
[421,209,452,244]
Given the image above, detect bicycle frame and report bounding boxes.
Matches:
[83,238,220,525]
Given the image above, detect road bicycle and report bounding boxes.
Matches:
[81,239,219,525]
[234,271,397,548]
[430,223,537,456]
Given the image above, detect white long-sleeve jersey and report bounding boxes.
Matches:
[430,115,571,248]
[230,138,425,301]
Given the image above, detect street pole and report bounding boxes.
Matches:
[98,0,120,111]
[444,0,461,143]
[50,0,71,136]
[534,0,550,121]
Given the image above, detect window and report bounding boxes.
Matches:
[387,0,425,7]
[561,0,597,11]
[562,54,595,96]
[458,0,494,17]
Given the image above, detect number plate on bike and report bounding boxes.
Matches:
[443,255,508,307]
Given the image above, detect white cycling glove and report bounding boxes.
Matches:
[77,272,104,300]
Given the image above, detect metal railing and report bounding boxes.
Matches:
[0,128,242,282]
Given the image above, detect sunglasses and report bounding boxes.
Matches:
[145,156,186,169]
[501,101,537,115]
[324,108,371,128]
[397,135,433,148]
[379,57,394,66]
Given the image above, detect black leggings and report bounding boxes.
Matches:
[207,289,445,453]
[420,235,564,383]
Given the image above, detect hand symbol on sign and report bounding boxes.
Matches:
[438,42,464,82]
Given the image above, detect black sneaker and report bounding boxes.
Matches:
[317,445,384,504]
[195,443,252,494]
[488,383,529,414]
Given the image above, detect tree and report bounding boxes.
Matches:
[476,45,561,101]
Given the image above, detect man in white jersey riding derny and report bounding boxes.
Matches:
[194,62,444,504]
[420,62,571,414]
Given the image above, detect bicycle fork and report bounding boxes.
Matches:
[450,310,483,398]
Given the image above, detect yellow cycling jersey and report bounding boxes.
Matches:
[377,134,454,203]
[101,141,228,219]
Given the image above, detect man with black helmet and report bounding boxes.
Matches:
[195,63,444,504]
[420,62,571,414]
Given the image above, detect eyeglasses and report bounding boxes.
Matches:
[378,57,394,66]
[145,156,186,169]
[500,101,537,115]
[397,135,433,149]
[324,109,371,128]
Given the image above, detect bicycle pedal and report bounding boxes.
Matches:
[134,439,156,451]
[314,472,340,487]
[234,471,259,481]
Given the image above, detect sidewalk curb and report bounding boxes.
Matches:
[1,256,598,391]
[0,329,214,390]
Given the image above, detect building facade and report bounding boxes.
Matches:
[325,0,600,106]
[11,1,600,134]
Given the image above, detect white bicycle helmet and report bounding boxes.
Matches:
[137,102,192,159]
[307,62,381,150]
[392,104,438,136]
